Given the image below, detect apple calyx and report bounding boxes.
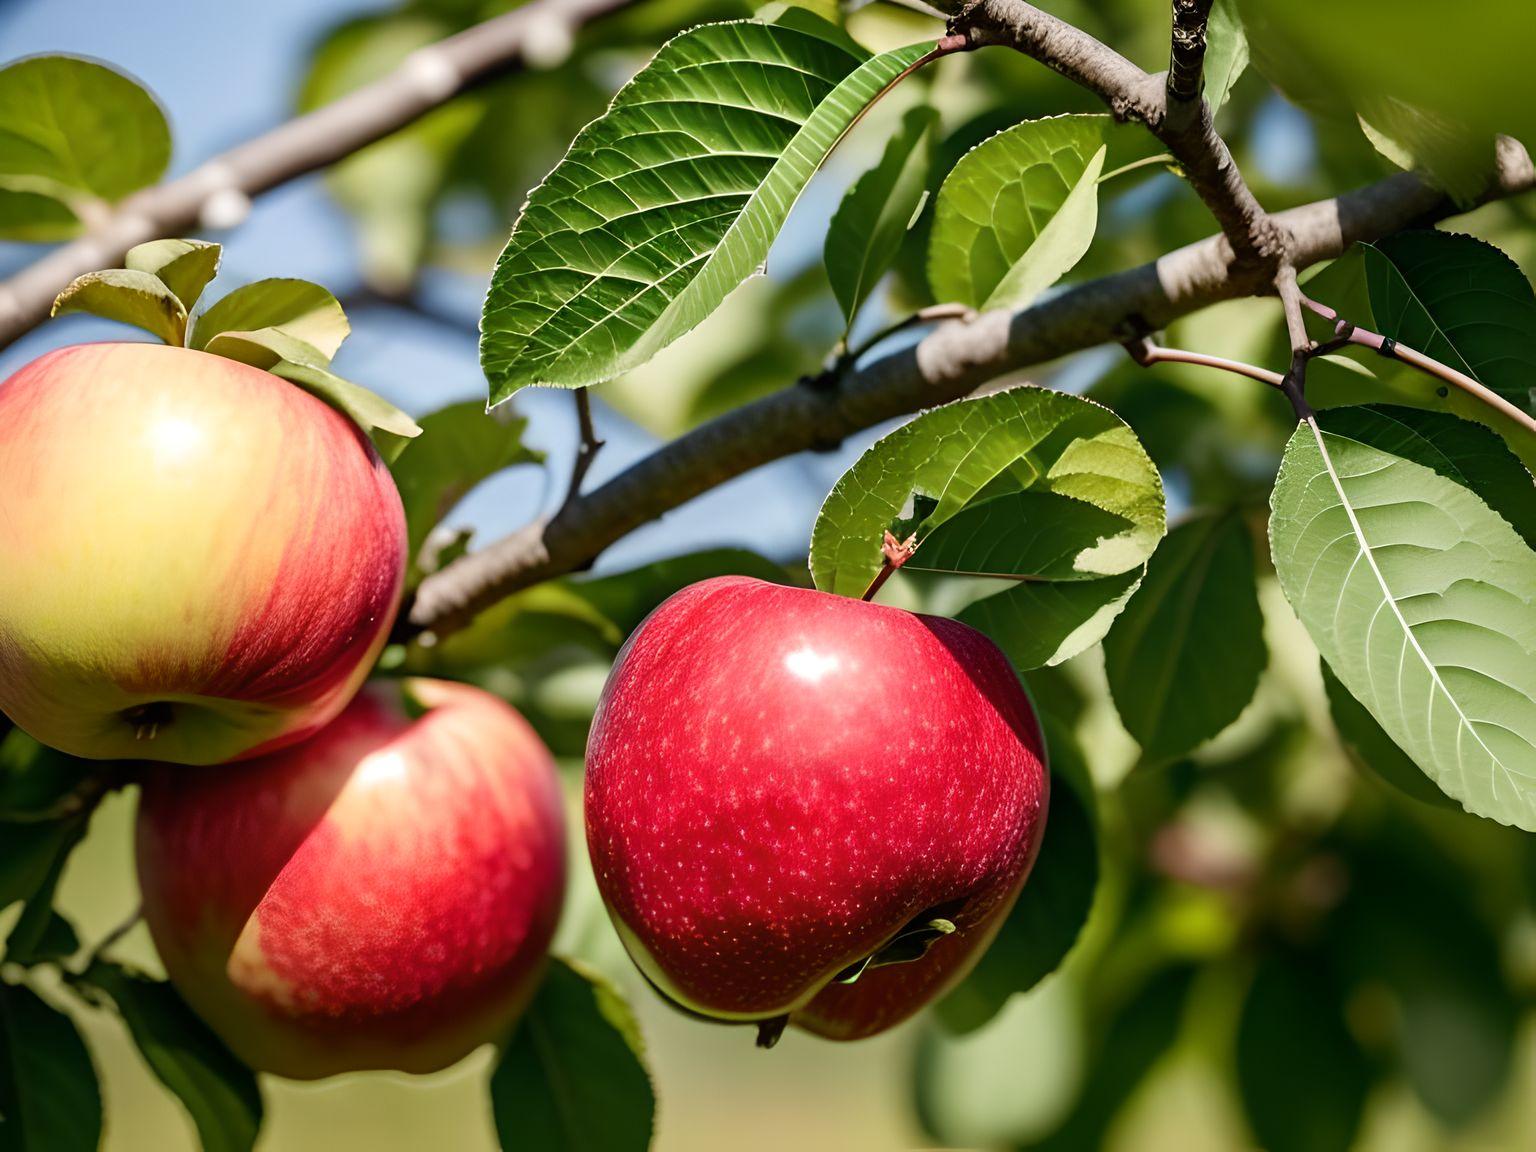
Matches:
[50,239,421,461]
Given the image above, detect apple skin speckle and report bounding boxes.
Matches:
[585,576,1049,1041]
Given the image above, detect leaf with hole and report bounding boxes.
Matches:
[0,55,169,202]
[824,104,937,334]
[479,16,932,400]
[491,958,654,1152]
[1103,511,1266,763]
[1269,405,1536,827]
[927,114,1111,312]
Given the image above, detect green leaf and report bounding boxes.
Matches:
[1236,954,1370,1152]
[1103,511,1266,763]
[390,401,544,571]
[935,715,1098,1033]
[824,104,937,333]
[3,817,86,967]
[491,959,654,1152]
[1269,405,1536,827]
[80,962,262,1152]
[927,115,1110,311]
[125,239,222,312]
[1363,231,1536,413]
[1203,0,1249,110]
[51,268,187,346]
[1321,659,1457,809]
[0,730,89,821]
[0,55,169,202]
[192,279,350,358]
[203,327,421,461]
[811,386,1164,667]
[0,982,101,1152]
[480,18,931,400]
[0,186,78,242]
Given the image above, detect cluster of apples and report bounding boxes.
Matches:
[0,333,1049,1076]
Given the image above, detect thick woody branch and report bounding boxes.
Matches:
[959,0,1280,266]
[405,144,1536,638]
[0,0,630,351]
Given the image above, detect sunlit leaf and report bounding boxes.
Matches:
[1269,405,1536,827]
[927,114,1110,311]
[480,16,931,400]
[0,55,169,201]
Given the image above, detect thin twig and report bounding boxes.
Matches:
[564,388,605,509]
[1124,335,1285,389]
[0,0,633,351]
[1299,293,1536,438]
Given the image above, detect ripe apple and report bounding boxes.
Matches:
[0,342,406,765]
[585,576,1049,1043]
[135,678,567,1079]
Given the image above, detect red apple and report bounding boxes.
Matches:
[0,342,406,765]
[135,678,566,1079]
[585,576,1048,1042]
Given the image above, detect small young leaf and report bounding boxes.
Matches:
[0,55,170,202]
[927,115,1111,311]
[52,268,187,346]
[390,401,545,572]
[125,239,222,312]
[480,18,931,400]
[824,104,938,333]
[1103,511,1267,764]
[80,962,263,1152]
[192,278,350,358]
[0,981,102,1152]
[491,959,654,1152]
[1203,0,1249,110]
[936,715,1098,1033]
[0,186,79,242]
[810,387,1164,667]
[1321,660,1456,809]
[1269,405,1536,828]
[203,327,421,460]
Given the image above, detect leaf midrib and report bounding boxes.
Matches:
[1305,417,1514,801]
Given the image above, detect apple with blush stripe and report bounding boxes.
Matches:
[0,342,406,765]
[135,678,567,1079]
[584,576,1049,1045]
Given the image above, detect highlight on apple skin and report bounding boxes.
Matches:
[135,678,567,1080]
[0,342,407,766]
[584,576,1050,1043]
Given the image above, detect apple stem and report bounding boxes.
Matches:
[860,531,918,603]
[755,1015,790,1050]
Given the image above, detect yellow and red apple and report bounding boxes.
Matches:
[585,576,1049,1043]
[0,342,406,764]
[136,678,567,1079]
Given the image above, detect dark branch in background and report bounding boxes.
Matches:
[404,144,1536,639]
[565,389,605,509]
[1166,0,1215,117]
[0,0,633,352]
[957,0,1281,266]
